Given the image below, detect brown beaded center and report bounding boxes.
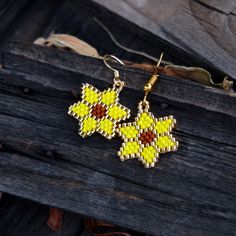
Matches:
[91,104,107,119]
[139,131,156,145]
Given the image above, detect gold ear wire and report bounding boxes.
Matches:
[103,54,125,92]
[103,54,125,79]
[144,52,164,97]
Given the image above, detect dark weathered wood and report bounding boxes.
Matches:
[43,0,155,63]
[0,194,83,236]
[0,0,31,47]
[93,0,236,81]
[0,0,63,49]
[0,194,141,236]
[0,41,235,235]
[42,0,235,85]
[42,0,221,81]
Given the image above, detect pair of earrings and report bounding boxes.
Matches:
[68,54,178,168]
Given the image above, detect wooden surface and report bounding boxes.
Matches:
[0,194,86,236]
[0,0,30,39]
[93,0,236,81]
[0,41,235,236]
[0,1,236,235]
[41,0,236,88]
[0,194,141,236]
[0,0,62,49]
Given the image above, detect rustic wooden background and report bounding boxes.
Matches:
[0,0,235,236]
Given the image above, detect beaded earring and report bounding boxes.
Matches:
[117,53,179,168]
[68,55,130,139]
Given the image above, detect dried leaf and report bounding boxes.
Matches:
[164,65,233,90]
[164,65,211,85]
[127,63,232,90]
[47,207,64,231]
[34,34,100,58]
[125,62,157,74]
[221,76,233,90]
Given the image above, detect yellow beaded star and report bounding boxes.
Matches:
[68,83,130,139]
[117,105,178,168]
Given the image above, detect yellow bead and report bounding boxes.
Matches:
[154,119,172,134]
[101,90,116,105]
[141,146,156,163]
[70,103,89,117]
[99,118,113,135]
[137,112,154,129]
[121,141,140,156]
[108,105,127,120]
[84,87,99,104]
[156,136,174,148]
[119,126,138,139]
[82,117,97,133]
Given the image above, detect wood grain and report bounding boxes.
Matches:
[93,0,236,81]
[0,42,235,235]
[41,0,235,90]
[0,0,63,49]
[0,194,83,236]
[0,0,30,33]
[0,0,31,47]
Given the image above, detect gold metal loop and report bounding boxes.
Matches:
[143,52,164,96]
[113,80,124,93]
[103,54,125,79]
[141,52,164,110]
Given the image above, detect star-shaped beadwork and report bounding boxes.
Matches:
[68,83,130,139]
[117,105,178,168]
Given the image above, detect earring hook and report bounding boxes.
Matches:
[144,52,164,95]
[103,54,125,79]
[156,52,164,70]
[141,52,164,110]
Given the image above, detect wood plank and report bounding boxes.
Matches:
[42,0,235,89]
[0,151,235,236]
[0,42,235,235]
[0,0,63,49]
[0,0,31,46]
[0,194,83,236]
[92,0,236,80]
[0,194,142,235]
[2,42,236,138]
